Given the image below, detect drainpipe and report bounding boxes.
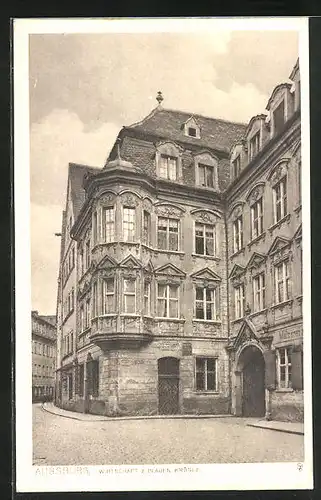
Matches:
[224,204,232,415]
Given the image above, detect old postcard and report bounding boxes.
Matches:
[14,17,313,492]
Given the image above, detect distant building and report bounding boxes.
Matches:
[55,59,303,421]
[32,311,57,401]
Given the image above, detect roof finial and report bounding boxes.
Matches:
[156,91,164,106]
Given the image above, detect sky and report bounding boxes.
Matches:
[29,29,299,314]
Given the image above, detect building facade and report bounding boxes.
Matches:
[55,60,303,421]
[32,311,57,402]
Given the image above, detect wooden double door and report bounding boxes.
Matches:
[242,350,265,418]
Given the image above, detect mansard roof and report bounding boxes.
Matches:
[123,106,247,154]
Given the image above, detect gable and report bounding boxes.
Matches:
[119,254,143,269]
[97,254,118,270]
[191,268,221,281]
[231,319,259,351]
[229,264,246,279]
[155,263,186,278]
[268,236,291,256]
[247,252,267,270]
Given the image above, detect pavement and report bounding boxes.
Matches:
[33,404,304,465]
[42,402,304,435]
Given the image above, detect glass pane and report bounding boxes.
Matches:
[169,300,178,318]
[196,372,205,390]
[125,295,135,314]
[157,298,167,317]
[207,358,216,372]
[157,231,167,250]
[196,288,203,300]
[279,348,286,364]
[169,219,178,231]
[158,284,166,297]
[206,167,214,187]
[106,295,114,313]
[195,303,204,319]
[169,286,178,299]
[196,358,204,371]
[195,236,204,254]
[106,278,114,293]
[205,237,214,256]
[124,279,135,293]
[206,303,213,320]
[168,158,177,180]
[169,232,178,251]
[198,166,206,186]
[207,372,216,390]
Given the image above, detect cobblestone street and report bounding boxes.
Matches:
[33,404,304,465]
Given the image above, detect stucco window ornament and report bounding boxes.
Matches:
[99,193,116,205]
[155,205,183,219]
[194,210,216,224]
[120,193,139,207]
[269,161,288,186]
[231,204,243,219]
[247,184,265,206]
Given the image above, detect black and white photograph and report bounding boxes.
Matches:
[14,17,313,492]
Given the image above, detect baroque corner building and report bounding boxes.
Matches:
[55,58,303,421]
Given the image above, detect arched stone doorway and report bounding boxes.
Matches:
[158,357,180,415]
[235,344,265,417]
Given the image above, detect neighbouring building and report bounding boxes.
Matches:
[55,59,303,421]
[32,311,57,401]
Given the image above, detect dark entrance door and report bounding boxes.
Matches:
[158,357,180,415]
[242,348,265,417]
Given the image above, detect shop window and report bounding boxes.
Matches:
[195,357,217,391]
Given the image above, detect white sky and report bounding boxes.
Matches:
[29,29,299,315]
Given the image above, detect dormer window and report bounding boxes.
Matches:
[188,127,197,137]
[198,163,214,188]
[159,154,178,181]
[273,100,285,136]
[249,132,260,161]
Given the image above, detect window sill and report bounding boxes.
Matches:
[155,317,185,323]
[275,388,294,393]
[248,232,266,248]
[191,253,220,261]
[91,314,117,320]
[92,241,117,249]
[194,391,219,395]
[119,241,140,246]
[249,308,268,318]
[268,213,291,233]
[271,299,293,310]
[154,249,185,256]
[120,314,140,318]
[230,248,245,259]
[192,319,221,324]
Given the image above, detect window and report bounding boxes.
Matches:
[91,359,99,397]
[277,347,292,389]
[123,279,136,314]
[195,286,219,321]
[85,239,91,269]
[93,211,98,245]
[144,281,151,316]
[102,207,114,242]
[157,217,179,251]
[80,304,85,332]
[235,284,245,319]
[86,297,91,328]
[298,159,302,204]
[196,358,217,391]
[273,177,287,223]
[143,211,151,246]
[157,284,179,318]
[188,127,197,137]
[79,247,84,276]
[123,207,136,242]
[232,155,241,179]
[102,278,115,314]
[159,155,177,181]
[198,164,214,188]
[233,215,243,253]
[92,281,98,317]
[253,273,266,312]
[71,247,75,269]
[273,100,285,136]
[274,260,290,304]
[249,132,260,160]
[251,198,264,239]
[195,222,215,256]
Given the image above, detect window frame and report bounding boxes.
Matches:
[194,222,216,257]
[194,285,220,321]
[123,277,137,315]
[233,215,243,253]
[101,277,115,315]
[195,357,218,392]
[101,206,115,243]
[157,283,180,319]
[232,154,241,179]
[159,154,178,181]
[250,197,264,240]
[198,163,215,188]
[234,283,245,319]
[274,259,290,304]
[272,176,287,224]
[249,131,260,160]
[276,347,292,389]
[143,210,151,246]
[157,216,180,252]
[143,280,151,316]
[122,206,136,242]
[253,272,266,312]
